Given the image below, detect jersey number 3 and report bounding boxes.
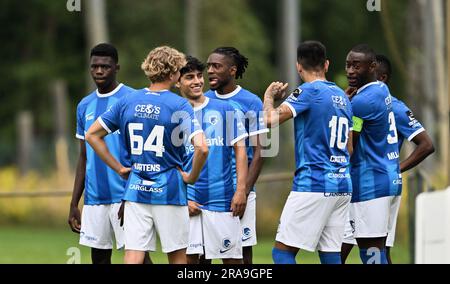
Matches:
[129,123,165,157]
[387,111,398,144]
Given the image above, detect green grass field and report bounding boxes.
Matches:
[0,225,411,264]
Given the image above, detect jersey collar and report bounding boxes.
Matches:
[215,85,242,99]
[356,81,379,94]
[96,83,123,98]
[193,97,210,111]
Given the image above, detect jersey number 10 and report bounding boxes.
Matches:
[329,116,349,150]
[128,123,165,157]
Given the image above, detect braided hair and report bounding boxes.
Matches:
[212,47,249,79]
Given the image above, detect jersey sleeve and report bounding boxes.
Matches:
[247,97,269,137]
[179,101,203,144]
[98,98,123,134]
[226,104,248,146]
[350,94,374,133]
[394,104,425,141]
[281,87,312,118]
[75,102,85,140]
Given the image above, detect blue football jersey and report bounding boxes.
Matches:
[205,86,268,191]
[350,81,402,202]
[99,88,202,206]
[392,96,425,151]
[76,83,134,205]
[184,97,248,212]
[282,80,353,193]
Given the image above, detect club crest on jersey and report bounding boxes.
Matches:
[209,115,218,125]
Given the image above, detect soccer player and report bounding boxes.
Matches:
[343,44,403,264]
[68,43,149,264]
[85,46,209,264]
[341,54,434,264]
[205,47,269,264]
[264,41,353,264]
[177,56,248,264]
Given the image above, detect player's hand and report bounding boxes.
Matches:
[188,200,202,217]
[68,205,81,234]
[118,200,125,227]
[230,190,247,218]
[265,81,289,101]
[345,87,357,100]
[118,167,131,180]
[177,167,195,184]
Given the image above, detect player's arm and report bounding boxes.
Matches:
[231,139,248,217]
[68,140,86,233]
[180,132,208,184]
[351,115,363,149]
[247,135,264,195]
[400,131,434,172]
[85,120,130,179]
[263,82,293,128]
[347,130,354,156]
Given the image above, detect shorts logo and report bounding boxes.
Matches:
[219,238,232,253]
[242,227,252,242]
[350,220,355,234]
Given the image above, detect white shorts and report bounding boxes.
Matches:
[276,191,351,252]
[124,201,189,253]
[187,210,242,260]
[345,195,400,242]
[79,203,124,250]
[241,191,257,247]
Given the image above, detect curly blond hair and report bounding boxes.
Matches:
[141,46,187,83]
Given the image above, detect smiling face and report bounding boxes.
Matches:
[345,51,376,89]
[178,70,204,100]
[206,53,236,93]
[90,56,119,90]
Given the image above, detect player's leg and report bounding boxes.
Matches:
[79,204,115,264]
[186,213,204,264]
[152,205,190,264]
[353,197,391,264]
[385,195,401,264]
[201,210,243,264]
[91,248,112,264]
[109,202,153,264]
[341,208,358,264]
[317,194,352,264]
[143,252,153,264]
[240,192,257,264]
[340,243,354,264]
[273,192,328,264]
[199,254,212,264]
[123,201,156,264]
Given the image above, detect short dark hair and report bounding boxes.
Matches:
[376,54,392,81]
[296,41,327,71]
[350,44,376,63]
[90,43,119,63]
[180,56,205,76]
[212,47,249,79]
